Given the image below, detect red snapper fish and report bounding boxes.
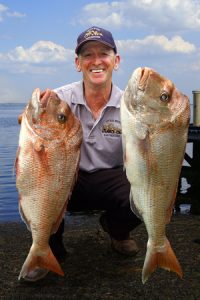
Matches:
[120,67,190,283]
[16,88,82,280]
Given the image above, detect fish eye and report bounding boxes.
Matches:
[57,113,67,123]
[160,92,170,102]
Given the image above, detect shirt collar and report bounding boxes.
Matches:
[71,80,123,108]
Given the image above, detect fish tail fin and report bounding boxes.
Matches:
[18,245,64,280]
[142,238,183,284]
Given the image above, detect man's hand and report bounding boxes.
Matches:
[40,89,52,106]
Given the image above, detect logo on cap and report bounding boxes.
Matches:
[84,29,103,39]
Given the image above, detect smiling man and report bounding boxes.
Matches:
[23,26,141,282]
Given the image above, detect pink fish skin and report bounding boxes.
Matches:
[120,67,190,283]
[16,88,82,280]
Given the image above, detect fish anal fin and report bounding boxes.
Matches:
[142,238,183,284]
[19,200,31,231]
[130,191,143,220]
[166,186,179,223]
[51,201,68,234]
[18,246,64,280]
[14,146,20,176]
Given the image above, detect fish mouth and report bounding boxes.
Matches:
[138,67,150,91]
[28,88,60,124]
[28,88,43,122]
[25,88,65,141]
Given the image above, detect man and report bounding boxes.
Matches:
[24,26,141,282]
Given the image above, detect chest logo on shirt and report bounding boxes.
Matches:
[101,120,121,137]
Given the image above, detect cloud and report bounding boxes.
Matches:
[7,11,26,18]
[78,0,200,32]
[0,36,197,74]
[80,2,126,27]
[0,3,8,21]
[0,41,75,74]
[79,1,128,27]
[1,40,74,64]
[0,3,25,21]
[117,35,196,55]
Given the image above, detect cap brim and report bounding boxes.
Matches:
[75,38,116,54]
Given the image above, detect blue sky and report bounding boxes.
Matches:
[1,0,200,103]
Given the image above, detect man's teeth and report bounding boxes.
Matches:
[91,69,103,73]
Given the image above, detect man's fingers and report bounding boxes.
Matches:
[40,89,52,106]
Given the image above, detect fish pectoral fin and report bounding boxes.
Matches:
[33,138,45,152]
[142,238,183,284]
[18,246,64,280]
[135,122,148,140]
[18,113,23,124]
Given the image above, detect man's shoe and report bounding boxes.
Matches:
[111,238,139,257]
[99,213,139,257]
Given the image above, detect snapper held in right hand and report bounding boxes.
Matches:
[16,88,82,281]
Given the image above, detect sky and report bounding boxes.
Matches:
[1,0,200,104]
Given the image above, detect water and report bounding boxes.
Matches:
[0,103,26,222]
[0,103,193,222]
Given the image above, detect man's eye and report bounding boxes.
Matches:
[101,52,109,57]
[82,53,91,58]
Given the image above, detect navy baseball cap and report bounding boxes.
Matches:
[75,26,117,54]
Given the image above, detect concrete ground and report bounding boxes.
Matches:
[0,212,200,300]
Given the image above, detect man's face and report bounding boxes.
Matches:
[75,41,120,87]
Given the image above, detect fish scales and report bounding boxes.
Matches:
[120,67,190,284]
[16,88,82,280]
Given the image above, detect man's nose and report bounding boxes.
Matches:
[92,54,103,64]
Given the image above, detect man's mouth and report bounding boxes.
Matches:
[91,69,104,73]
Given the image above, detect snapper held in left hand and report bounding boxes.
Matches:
[120,67,190,283]
[16,88,82,280]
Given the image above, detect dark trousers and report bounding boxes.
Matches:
[51,167,141,243]
[68,167,141,239]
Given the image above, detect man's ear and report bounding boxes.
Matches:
[114,54,120,70]
[75,56,81,72]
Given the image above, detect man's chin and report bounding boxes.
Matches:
[90,75,107,85]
